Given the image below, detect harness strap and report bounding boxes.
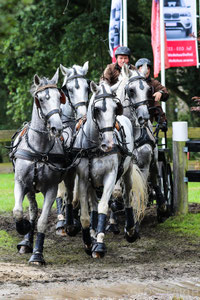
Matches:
[74,101,87,109]
[45,109,61,120]
[100,127,114,133]
[134,127,156,149]
[14,149,66,164]
[35,84,57,94]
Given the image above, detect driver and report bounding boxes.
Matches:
[135,58,169,131]
[100,46,136,85]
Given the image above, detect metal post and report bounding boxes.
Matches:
[123,0,128,46]
[160,0,166,113]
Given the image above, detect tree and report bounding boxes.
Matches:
[0,0,199,127]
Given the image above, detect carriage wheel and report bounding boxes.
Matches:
[165,163,174,216]
[158,161,167,200]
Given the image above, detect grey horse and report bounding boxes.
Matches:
[11,69,68,265]
[109,64,166,226]
[55,62,90,236]
[73,82,147,258]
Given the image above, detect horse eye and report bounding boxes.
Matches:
[39,98,43,103]
[129,88,134,94]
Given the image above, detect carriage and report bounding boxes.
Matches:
[148,114,174,220]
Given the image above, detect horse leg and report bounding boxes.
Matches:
[56,181,67,236]
[106,209,120,234]
[123,164,147,243]
[150,150,166,222]
[64,170,81,237]
[92,174,116,258]
[88,187,98,241]
[78,178,92,255]
[13,180,31,235]
[29,186,57,265]
[106,179,122,234]
[17,191,38,254]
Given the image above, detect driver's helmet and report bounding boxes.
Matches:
[115,46,131,58]
[135,58,152,69]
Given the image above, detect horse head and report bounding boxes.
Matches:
[60,62,89,120]
[124,64,151,125]
[90,81,123,152]
[31,68,64,137]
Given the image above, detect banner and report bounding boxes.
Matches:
[151,0,170,77]
[109,0,122,63]
[164,0,198,67]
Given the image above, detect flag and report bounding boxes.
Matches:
[151,0,170,77]
[109,0,122,63]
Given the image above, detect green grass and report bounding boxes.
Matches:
[0,173,199,212]
[0,230,19,250]
[188,182,200,203]
[0,173,44,212]
[159,213,200,237]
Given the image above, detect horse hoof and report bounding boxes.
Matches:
[17,240,33,253]
[106,223,120,235]
[110,199,124,212]
[29,252,45,265]
[56,228,67,236]
[84,244,92,256]
[16,219,31,235]
[124,223,140,243]
[157,206,167,223]
[66,220,81,237]
[92,242,106,258]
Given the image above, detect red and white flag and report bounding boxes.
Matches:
[151,0,170,77]
[109,0,122,63]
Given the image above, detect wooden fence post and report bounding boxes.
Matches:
[172,121,188,215]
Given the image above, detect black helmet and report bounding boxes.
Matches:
[135,58,152,69]
[115,46,131,58]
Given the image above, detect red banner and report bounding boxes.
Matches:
[151,0,170,77]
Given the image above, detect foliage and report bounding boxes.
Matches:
[0,0,200,127]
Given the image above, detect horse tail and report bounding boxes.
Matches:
[130,163,148,224]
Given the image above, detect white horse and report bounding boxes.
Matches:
[113,64,166,221]
[11,69,68,265]
[73,82,147,258]
[55,62,90,236]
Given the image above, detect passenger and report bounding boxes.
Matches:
[135,58,169,131]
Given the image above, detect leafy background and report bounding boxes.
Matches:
[0,0,200,128]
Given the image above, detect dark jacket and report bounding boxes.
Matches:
[146,77,169,123]
[100,63,136,86]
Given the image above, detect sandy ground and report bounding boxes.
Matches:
[0,205,200,299]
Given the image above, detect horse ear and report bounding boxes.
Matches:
[51,68,59,84]
[60,64,71,77]
[34,74,41,86]
[90,81,99,93]
[82,61,89,75]
[116,102,123,115]
[60,89,66,104]
[139,63,148,77]
[111,81,120,93]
